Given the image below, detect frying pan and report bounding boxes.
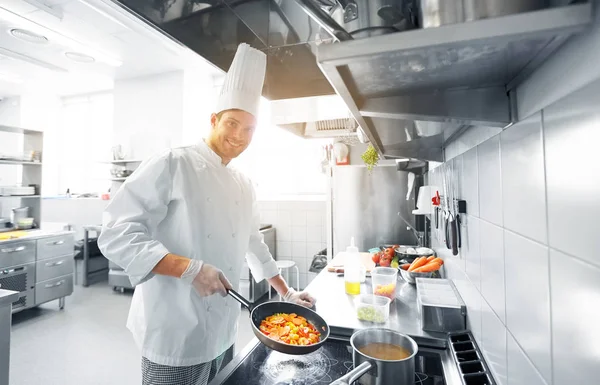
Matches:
[227,289,330,355]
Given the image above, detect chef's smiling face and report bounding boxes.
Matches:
[207,109,256,164]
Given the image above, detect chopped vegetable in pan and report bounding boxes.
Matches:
[259,313,321,346]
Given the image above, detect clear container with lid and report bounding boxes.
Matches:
[371,267,398,300]
[355,294,391,323]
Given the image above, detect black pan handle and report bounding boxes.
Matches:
[445,216,451,249]
[450,219,459,256]
[457,215,462,249]
[227,289,253,312]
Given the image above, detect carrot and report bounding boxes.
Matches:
[400,263,411,271]
[430,257,444,266]
[414,262,441,273]
[426,256,436,262]
[408,257,427,272]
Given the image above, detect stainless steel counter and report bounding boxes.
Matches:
[305,270,448,348]
[0,229,75,245]
[0,290,18,385]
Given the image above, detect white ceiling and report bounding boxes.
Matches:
[0,0,223,97]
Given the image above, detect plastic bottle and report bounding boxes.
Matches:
[344,237,361,295]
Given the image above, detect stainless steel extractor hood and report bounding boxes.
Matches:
[108,0,593,162]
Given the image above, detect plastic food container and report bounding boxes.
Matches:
[355,294,391,323]
[371,267,398,300]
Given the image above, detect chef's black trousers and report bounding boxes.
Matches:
[141,345,234,385]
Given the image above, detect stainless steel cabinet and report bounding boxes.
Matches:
[0,241,36,268]
[0,232,75,313]
[35,275,73,305]
[36,235,75,261]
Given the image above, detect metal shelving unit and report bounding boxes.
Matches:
[0,125,44,229]
[0,160,42,166]
[316,3,594,161]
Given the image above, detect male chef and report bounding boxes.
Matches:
[98,43,315,385]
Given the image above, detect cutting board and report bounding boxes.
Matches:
[0,231,28,240]
[326,252,376,273]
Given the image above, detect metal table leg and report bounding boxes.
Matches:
[58,297,65,310]
[82,229,89,287]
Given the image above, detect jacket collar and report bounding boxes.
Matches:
[198,139,232,168]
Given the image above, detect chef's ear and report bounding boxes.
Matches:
[210,113,219,129]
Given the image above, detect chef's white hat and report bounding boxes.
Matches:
[215,43,266,118]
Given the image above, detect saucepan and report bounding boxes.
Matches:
[227,289,330,355]
[331,328,418,385]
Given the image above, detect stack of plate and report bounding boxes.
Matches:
[0,186,36,196]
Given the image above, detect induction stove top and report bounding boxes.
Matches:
[214,338,446,385]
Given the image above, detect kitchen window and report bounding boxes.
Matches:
[45,92,114,196]
[233,100,331,199]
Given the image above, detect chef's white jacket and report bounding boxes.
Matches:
[98,140,280,366]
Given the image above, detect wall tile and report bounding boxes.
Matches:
[482,300,508,385]
[504,231,551,383]
[550,249,600,385]
[277,210,292,227]
[292,210,307,226]
[544,84,600,266]
[480,220,506,323]
[306,242,322,258]
[292,242,307,259]
[291,256,306,274]
[307,226,322,243]
[260,210,278,227]
[258,201,278,210]
[277,241,292,258]
[464,216,481,291]
[454,278,482,344]
[307,211,322,227]
[462,147,479,218]
[307,272,318,287]
[299,273,307,290]
[277,226,292,242]
[501,113,547,244]
[507,333,548,385]
[478,135,503,226]
[292,226,307,242]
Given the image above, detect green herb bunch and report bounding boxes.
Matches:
[361,144,379,173]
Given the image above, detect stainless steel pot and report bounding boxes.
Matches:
[331,0,413,38]
[419,0,548,28]
[331,328,418,385]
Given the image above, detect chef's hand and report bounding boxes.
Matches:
[180,259,232,297]
[283,288,316,308]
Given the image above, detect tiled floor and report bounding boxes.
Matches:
[9,282,256,385]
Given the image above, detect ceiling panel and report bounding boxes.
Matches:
[0,0,220,97]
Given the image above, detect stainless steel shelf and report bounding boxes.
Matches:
[0,195,41,199]
[0,160,42,166]
[0,125,43,135]
[316,3,593,161]
[100,160,142,164]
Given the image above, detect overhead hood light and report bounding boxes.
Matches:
[65,51,95,63]
[9,28,48,44]
[0,6,123,67]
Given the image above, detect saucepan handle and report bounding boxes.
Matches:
[227,289,253,312]
[330,361,372,385]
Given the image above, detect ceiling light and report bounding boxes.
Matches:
[0,6,122,67]
[0,47,68,72]
[9,28,48,44]
[65,51,95,63]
